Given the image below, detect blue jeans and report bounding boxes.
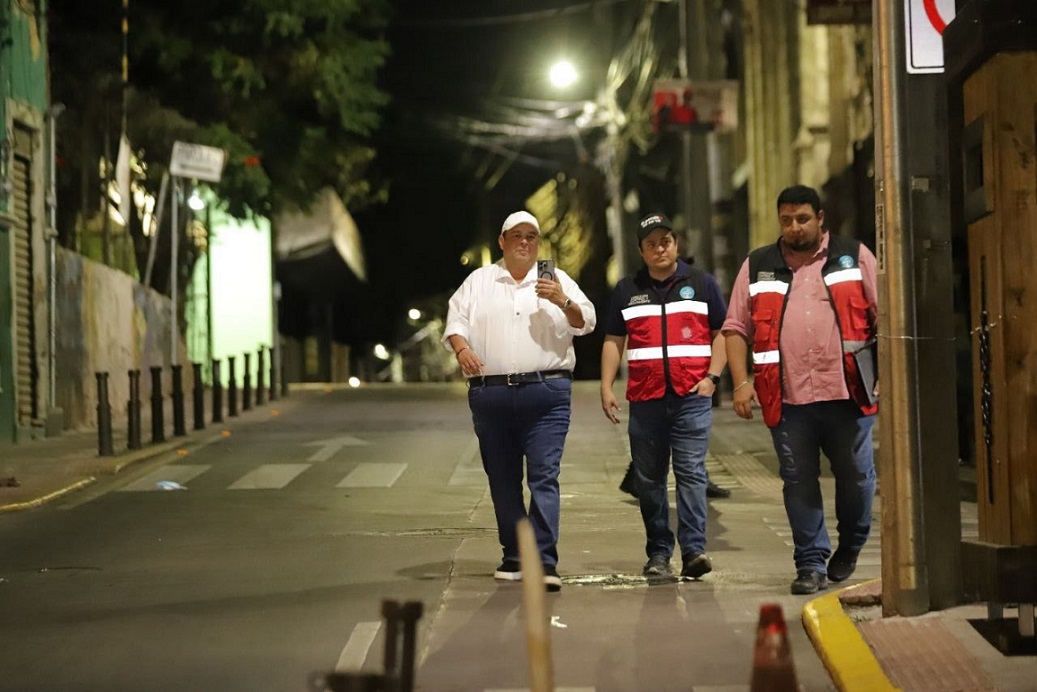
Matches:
[769,400,877,571]
[468,378,572,568]
[629,392,713,559]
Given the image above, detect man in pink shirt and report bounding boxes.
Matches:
[722,185,879,595]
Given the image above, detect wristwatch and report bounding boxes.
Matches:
[706,373,721,385]
[562,297,572,310]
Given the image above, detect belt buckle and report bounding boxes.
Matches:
[506,373,516,386]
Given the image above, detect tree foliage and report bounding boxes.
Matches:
[49,0,390,290]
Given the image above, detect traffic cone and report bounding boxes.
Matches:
[749,603,799,691]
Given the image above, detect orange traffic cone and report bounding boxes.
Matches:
[749,603,799,691]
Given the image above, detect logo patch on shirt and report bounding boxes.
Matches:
[628,293,651,306]
[838,254,855,269]
[680,286,695,300]
[757,271,775,281]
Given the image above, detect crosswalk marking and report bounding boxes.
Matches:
[229,464,310,490]
[335,621,381,672]
[449,437,484,486]
[118,465,211,492]
[337,463,408,488]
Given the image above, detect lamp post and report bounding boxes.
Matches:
[548,59,627,278]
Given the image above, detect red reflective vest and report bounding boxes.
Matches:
[621,269,714,402]
[748,236,878,427]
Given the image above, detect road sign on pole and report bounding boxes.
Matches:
[170,141,226,183]
[906,0,956,74]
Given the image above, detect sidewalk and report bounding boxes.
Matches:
[2,385,1034,690]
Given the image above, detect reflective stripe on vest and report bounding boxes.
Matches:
[628,344,712,361]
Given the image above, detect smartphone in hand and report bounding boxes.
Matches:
[537,259,556,281]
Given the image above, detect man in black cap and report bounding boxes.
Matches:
[600,213,728,579]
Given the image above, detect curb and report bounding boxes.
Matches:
[0,478,97,515]
[802,579,900,691]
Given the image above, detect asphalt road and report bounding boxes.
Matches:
[0,382,840,691]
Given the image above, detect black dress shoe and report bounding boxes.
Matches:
[619,462,639,498]
[790,569,828,595]
[706,481,731,498]
[827,547,860,583]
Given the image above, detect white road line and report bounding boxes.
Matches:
[305,435,369,462]
[335,621,381,672]
[449,437,483,486]
[337,463,408,488]
[229,464,310,490]
[117,465,211,492]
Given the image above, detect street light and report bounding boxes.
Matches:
[548,60,578,89]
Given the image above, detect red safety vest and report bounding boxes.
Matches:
[622,270,714,402]
[748,236,878,427]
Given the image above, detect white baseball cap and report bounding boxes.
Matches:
[500,211,540,235]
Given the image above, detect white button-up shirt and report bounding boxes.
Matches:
[444,262,597,376]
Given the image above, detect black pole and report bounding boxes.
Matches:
[192,362,205,430]
[150,366,165,443]
[227,356,238,417]
[242,352,252,411]
[211,359,223,423]
[96,372,114,457]
[268,347,278,401]
[171,364,186,436]
[127,369,141,450]
[256,347,265,405]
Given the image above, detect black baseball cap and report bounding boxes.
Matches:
[637,213,674,241]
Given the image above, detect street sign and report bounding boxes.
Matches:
[170,141,226,182]
[906,0,956,74]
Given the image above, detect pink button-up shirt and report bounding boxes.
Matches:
[722,233,878,405]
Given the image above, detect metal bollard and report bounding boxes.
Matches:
[211,359,223,423]
[256,347,266,405]
[227,356,238,417]
[172,364,186,437]
[397,601,423,692]
[96,372,114,457]
[243,352,253,411]
[127,369,142,450]
[150,366,165,443]
[192,362,205,430]
[269,347,278,401]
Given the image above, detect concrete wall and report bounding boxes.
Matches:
[55,248,187,430]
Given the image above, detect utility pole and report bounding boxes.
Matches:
[678,0,714,272]
[873,0,961,616]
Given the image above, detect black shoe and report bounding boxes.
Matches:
[619,462,639,498]
[493,560,522,581]
[790,569,828,595]
[681,553,713,579]
[642,554,672,576]
[706,481,731,498]
[543,565,562,592]
[827,547,860,583]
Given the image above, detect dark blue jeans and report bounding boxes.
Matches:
[629,392,713,560]
[468,378,572,568]
[769,400,877,572]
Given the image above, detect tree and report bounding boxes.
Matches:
[49,0,390,291]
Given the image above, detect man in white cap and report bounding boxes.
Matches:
[444,210,596,592]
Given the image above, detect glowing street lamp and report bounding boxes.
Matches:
[548,60,578,89]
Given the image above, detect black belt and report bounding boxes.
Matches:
[468,370,572,387]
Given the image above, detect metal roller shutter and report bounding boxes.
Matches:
[11,126,37,425]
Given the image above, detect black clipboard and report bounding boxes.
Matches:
[853,340,878,405]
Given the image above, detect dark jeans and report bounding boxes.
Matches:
[629,392,713,559]
[769,400,877,571]
[468,378,572,568]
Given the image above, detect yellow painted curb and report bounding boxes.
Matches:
[0,478,96,515]
[802,579,900,691]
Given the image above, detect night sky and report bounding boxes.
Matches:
[348,1,636,349]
